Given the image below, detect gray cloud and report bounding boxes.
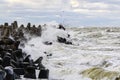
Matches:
[0,0,120,26]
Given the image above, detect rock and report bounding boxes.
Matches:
[37,25,42,36]
[11,21,18,32]
[44,41,52,45]
[8,26,12,34]
[17,30,24,39]
[0,58,3,65]
[38,69,49,79]
[34,57,43,64]
[4,52,11,58]
[13,41,20,50]
[23,55,34,66]
[12,49,23,59]
[0,68,6,80]
[2,56,11,67]
[4,66,15,80]
[47,54,52,57]
[32,25,36,28]
[0,40,4,45]
[57,36,72,45]
[2,27,10,38]
[65,41,72,45]
[13,21,18,30]
[23,55,31,63]
[11,31,17,39]
[34,57,45,69]
[0,25,3,28]
[24,66,36,79]
[1,37,14,45]
[30,25,37,35]
[5,49,13,53]
[26,23,31,30]
[58,24,65,30]
[44,52,47,54]
[13,68,25,75]
[0,51,6,59]
[19,43,25,48]
[0,70,6,80]
[4,23,8,27]
[116,77,120,80]
[19,24,24,31]
[68,34,70,38]
[57,36,66,43]
[11,60,19,68]
[11,23,14,30]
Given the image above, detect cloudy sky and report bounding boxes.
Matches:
[0,0,120,27]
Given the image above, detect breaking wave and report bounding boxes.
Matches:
[22,25,120,80]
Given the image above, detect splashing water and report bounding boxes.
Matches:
[20,26,120,80]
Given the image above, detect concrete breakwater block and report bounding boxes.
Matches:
[24,66,36,79]
[38,69,49,79]
[13,68,49,79]
[13,68,25,75]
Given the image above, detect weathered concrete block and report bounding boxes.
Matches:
[37,25,42,36]
[27,23,31,30]
[4,23,8,27]
[13,21,18,29]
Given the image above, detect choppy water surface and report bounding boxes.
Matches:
[22,27,120,80]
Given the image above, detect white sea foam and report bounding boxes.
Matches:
[21,25,120,80]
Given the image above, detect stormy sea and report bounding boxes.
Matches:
[18,24,120,80]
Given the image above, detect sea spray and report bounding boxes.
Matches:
[7,22,120,80]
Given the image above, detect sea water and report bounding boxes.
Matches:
[19,25,120,80]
